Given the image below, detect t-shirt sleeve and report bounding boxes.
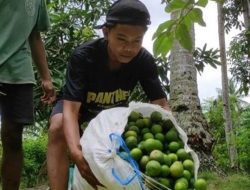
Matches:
[34,0,50,31]
[63,49,88,102]
[139,55,167,101]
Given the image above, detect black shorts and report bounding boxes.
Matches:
[0,83,34,125]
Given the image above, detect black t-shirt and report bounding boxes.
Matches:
[63,38,166,122]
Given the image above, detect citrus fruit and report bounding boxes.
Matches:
[128,125,139,133]
[162,119,175,131]
[144,138,156,153]
[128,111,141,122]
[150,111,162,122]
[125,136,137,149]
[163,154,172,166]
[124,130,137,138]
[141,127,150,135]
[127,121,136,127]
[140,155,150,170]
[161,164,170,177]
[130,148,142,161]
[143,132,154,140]
[183,159,194,172]
[183,169,192,180]
[174,181,188,190]
[149,150,164,163]
[145,160,161,177]
[143,117,152,127]
[151,124,163,134]
[170,161,184,178]
[165,129,179,142]
[194,178,207,190]
[168,141,181,152]
[158,178,171,188]
[176,177,189,187]
[135,118,145,128]
[168,153,178,163]
[176,148,189,161]
[154,139,164,151]
[155,133,165,143]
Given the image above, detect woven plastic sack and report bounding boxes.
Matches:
[72,102,200,190]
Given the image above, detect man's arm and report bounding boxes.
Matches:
[151,98,171,111]
[63,100,103,189]
[29,30,55,105]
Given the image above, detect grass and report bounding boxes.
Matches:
[200,171,250,190]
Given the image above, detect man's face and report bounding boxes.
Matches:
[104,24,146,65]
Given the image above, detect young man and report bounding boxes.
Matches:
[47,0,170,189]
[0,0,55,189]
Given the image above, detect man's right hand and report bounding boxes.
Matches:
[71,148,105,190]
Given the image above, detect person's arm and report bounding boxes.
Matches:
[29,30,56,105]
[63,100,103,189]
[151,97,171,111]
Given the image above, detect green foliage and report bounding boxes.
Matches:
[202,88,250,172]
[200,171,250,190]
[223,0,245,33]
[153,0,208,57]
[33,0,113,127]
[236,108,250,171]
[228,30,250,95]
[22,134,48,187]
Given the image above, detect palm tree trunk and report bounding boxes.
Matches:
[217,1,238,169]
[169,11,214,169]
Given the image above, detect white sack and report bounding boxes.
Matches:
[72,102,200,190]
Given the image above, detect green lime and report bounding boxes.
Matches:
[143,117,152,127]
[128,111,141,122]
[163,154,172,166]
[140,155,150,170]
[170,161,184,178]
[130,148,142,161]
[151,124,163,134]
[194,178,207,190]
[135,118,145,128]
[149,150,164,163]
[145,160,161,177]
[125,136,137,149]
[168,141,181,153]
[165,128,179,142]
[141,127,150,135]
[124,130,137,138]
[161,164,170,177]
[143,132,154,140]
[183,159,194,172]
[176,148,189,161]
[150,111,163,123]
[155,133,165,143]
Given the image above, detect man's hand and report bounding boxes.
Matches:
[71,148,105,190]
[41,79,56,105]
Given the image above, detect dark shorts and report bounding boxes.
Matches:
[0,83,34,125]
[51,99,63,117]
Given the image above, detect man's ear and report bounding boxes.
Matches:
[102,27,109,40]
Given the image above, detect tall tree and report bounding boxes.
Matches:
[169,10,214,168]
[217,0,238,169]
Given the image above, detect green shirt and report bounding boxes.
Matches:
[0,0,50,84]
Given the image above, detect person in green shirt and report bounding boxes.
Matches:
[0,0,56,189]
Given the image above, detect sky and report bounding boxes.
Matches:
[140,0,246,103]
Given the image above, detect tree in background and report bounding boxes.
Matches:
[217,0,238,169]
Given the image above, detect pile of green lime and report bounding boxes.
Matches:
[121,111,207,190]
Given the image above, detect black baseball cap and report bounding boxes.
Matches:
[95,0,151,28]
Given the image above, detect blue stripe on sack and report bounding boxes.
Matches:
[109,133,145,190]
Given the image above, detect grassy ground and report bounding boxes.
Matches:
[200,171,250,190]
